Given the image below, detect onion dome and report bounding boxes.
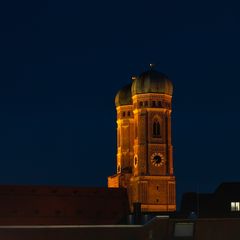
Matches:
[115,84,132,107]
[131,69,173,96]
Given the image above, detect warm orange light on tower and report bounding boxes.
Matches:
[108,68,176,213]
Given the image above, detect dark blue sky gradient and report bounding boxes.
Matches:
[0,0,240,207]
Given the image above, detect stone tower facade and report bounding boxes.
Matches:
[108,68,176,212]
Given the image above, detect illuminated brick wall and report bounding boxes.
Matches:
[108,70,176,212]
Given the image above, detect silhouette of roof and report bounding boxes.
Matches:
[0,185,129,225]
[215,182,240,196]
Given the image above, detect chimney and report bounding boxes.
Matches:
[133,202,142,224]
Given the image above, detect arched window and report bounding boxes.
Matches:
[153,120,161,138]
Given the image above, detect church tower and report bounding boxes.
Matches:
[108,67,176,212]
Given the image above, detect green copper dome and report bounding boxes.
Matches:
[115,84,132,107]
[131,69,173,96]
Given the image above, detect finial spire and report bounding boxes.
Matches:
[131,76,137,81]
[149,63,155,69]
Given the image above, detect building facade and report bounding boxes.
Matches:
[108,68,176,212]
[180,182,240,218]
[0,185,129,225]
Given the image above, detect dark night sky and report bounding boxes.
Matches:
[0,0,240,207]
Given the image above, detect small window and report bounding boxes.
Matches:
[158,101,162,107]
[156,186,159,190]
[122,112,125,117]
[34,210,39,215]
[174,223,194,237]
[12,210,18,215]
[76,210,82,215]
[127,111,130,116]
[231,202,240,211]
[156,199,159,202]
[153,120,161,138]
[152,101,156,107]
[55,210,61,215]
[134,157,138,166]
[144,101,148,107]
[139,101,143,107]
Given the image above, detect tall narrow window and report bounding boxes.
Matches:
[156,121,160,136]
[153,120,161,138]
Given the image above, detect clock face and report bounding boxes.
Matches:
[151,153,164,167]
